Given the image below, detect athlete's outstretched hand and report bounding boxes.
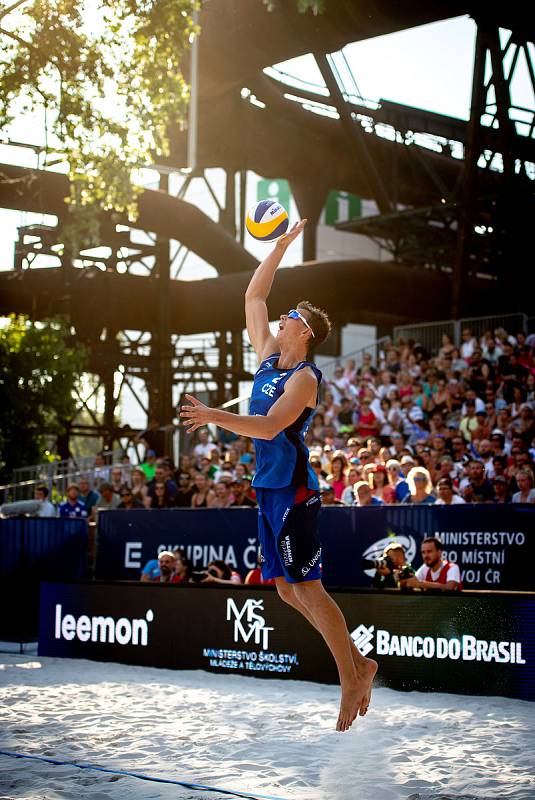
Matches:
[275,218,307,250]
[180,394,212,433]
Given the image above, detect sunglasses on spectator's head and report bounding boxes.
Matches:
[287,309,315,337]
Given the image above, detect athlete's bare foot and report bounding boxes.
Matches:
[336,675,367,732]
[357,658,378,717]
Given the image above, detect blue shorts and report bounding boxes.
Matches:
[255,486,322,584]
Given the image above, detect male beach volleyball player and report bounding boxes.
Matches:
[181,220,377,732]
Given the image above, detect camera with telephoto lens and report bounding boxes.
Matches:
[190,567,219,583]
[361,556,393,572]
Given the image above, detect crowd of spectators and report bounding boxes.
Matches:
[309,326,535,505]
[24,324,535,518]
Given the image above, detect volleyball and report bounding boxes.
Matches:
[245,199,289,242]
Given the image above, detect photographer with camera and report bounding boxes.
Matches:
[190,559,243,586]
[365,543,415,589]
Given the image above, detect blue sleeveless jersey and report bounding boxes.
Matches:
[249,353,322,489]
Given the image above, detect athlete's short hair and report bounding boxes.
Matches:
[296,300,331,350]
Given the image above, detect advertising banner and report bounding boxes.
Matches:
[39,582,535,701]
[96,505,535,591]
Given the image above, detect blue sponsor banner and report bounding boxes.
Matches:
[95,505,535,591]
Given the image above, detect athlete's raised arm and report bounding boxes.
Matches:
[180,368,317,440]
[245,219,307,362]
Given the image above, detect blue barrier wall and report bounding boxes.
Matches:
[0,517,88,639]
[95,505,535,591]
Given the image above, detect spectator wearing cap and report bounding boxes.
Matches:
[512,470,535,503]
[353,481,383,507]
[370,465,393,504]
[153,550,182,583]
[321,486,344,506]
[492,475,511,503]
[117,488,144,509]
[402,467,436,505]
[435,477,465,505]
[230,479,257,507]
[94,483,121,516]
[59,484,88,519]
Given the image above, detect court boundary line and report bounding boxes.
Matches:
[0,749,288,800]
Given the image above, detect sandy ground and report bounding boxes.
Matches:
[0,652,534,800]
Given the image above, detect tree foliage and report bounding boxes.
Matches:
[0,315,87,481]
[0,0,198,226]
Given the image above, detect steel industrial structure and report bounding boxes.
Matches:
[0,2,533,455]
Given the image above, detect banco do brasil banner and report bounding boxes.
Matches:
[39,582,535,701]
[96,505,535,591]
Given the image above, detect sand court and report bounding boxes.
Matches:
[1,652,534,800]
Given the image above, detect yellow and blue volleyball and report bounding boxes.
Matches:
[246,200,289,242]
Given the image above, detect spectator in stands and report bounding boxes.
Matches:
[94,482,120,515]
[137,417,166,458]
[460,328,477,360]
[130,467,148,505]
[172,548,191,583]
[147,481,176,509]
[155,550,181,583]
[438,333,455,360]
[230,479,257,507]
[466,460,494,503]
[435,477,465,505]
[386,459,410,502]
[78,476,100,519]
[93,453,111,487]
[492,475,511,503]
[405,537,462,592]
[191,472,215,508]
[117,488,144,509]
[369,465,392,503]
[512,470,535,503]
[59,484,88,519]
[326,451,348,499]
[460,399,478,442]
[175,472,196,507]
[140,449,157,481]
[193,428,218,465]
[357,398,380,439]
[321,485,344,506]
[353,481,383,506]
[402,467,436,505]
[34,485,56,517]
[201,559,242,585]
[211,480,233,509]
[341,465,362,505]
[146,464,177,506]
[110,466,127,495]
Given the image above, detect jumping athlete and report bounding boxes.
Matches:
[180,220,377,731]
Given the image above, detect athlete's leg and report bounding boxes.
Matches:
[276,577,376,731]
[275,577,376,718]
